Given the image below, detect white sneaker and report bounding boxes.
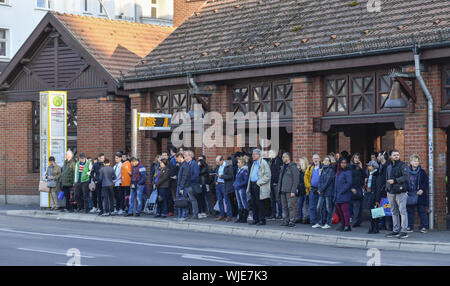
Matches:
[89,207,97,213]
[312,223,321,228]
[96,208,101,213]
[118,210,124,215]
[322,224,331,229]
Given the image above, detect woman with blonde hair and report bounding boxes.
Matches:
[295,157,309,224]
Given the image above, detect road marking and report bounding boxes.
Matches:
[161,251,262,266]
[17,247,95,258]
[0,228,340,265]
[55,262,90,266]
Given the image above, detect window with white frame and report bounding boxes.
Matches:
[151,0,157,18]
[0,29,8,57]
[37,0,51,9]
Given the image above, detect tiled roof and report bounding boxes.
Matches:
[53,12,174,81]
[124,0,450,81]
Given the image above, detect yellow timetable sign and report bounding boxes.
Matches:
[138,113,172,131]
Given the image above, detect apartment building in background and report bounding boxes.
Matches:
[0,0,174,72]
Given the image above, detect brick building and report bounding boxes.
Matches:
[0,12,173,204]
[122,0,450,229]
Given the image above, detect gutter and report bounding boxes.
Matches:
[414,45,435,230]
[121,40,450,83]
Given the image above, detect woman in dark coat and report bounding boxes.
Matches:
[317,156,335,228]
[333,158,353,231]
[350,153,365,227]
[407,155,429,233]
[154,158,170,217]
[366,161,380,234]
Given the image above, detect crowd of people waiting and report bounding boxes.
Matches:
[44,146,430,239]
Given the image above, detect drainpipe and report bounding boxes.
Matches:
[414,45,434,230]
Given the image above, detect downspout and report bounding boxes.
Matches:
[414,45,434,230]
[188,74,204,155]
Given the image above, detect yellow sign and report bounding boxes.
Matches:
[53,95,63,107]
[138,113,171,131]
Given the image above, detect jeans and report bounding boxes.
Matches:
[249,182,265,223]
[388,192,408,233]
[62,186,73,211]
[351,199,363,226]
[216,183,232,218]
[297,194,306,220]
[270,184,282,217]
[128,184,144,215]
[407,204,429,229]
[235,188,248,210]
[335,202,350,227]
[317,196,333,225]
[102,186,114,214]
[157,187,169,216]
[309,189,319,224]
[177,187,188,218]
[74,182,89,212]
[280,192,296,223]
[114,186,124,211]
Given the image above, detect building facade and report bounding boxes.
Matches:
[123,0,450,229]
[0,11,173,205]
[0,0,173,72]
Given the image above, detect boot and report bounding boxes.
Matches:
[235,209,242,223]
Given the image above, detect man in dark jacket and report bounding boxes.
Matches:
[185,150,200,219]
[91,153,104,214]
[61,150,76,212]
[386,150,409,239]
[377,151,393,231]
[222,157,235,222]
[278,153,299,227]
[406,155,429,233]
[176,152,191,221]
[126,158,146,217]
[269,150,282,219]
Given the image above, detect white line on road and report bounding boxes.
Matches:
[0,228,340,265]
[17,247,96,259]
[161,251,262,266]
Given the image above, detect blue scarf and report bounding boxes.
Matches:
[408,166,421,192]
[367,169,377,189]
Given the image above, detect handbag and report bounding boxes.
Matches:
[39,181,50,193]
[332,211,339,224]
[380,198,392,216]
[371,207,386,219]
[174,196,190,209]
[58,190,65,200]
[89,181,96,192]
[406,191,418,206]
[149,190,158,204]
[47,180,57,188]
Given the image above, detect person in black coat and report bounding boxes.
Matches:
[317,156,335,228]
[407,155,429,233]
[376,151,393,231]
[269,150,282,219]
[366,161,380,234]
[350,153,365,228]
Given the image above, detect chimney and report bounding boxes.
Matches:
[173,0,207,27]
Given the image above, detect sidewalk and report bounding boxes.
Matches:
[2,205,450,255]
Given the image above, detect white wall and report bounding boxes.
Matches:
[0,0,174,67]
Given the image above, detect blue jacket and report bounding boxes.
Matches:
[177,161,191,190]
[333,167,353,203]
[234,166,249,191]
[409,165,429,206]
[187,160,200,184]
[318,165,335,197]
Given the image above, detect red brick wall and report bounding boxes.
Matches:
[77,97,126,160]
[338,132,351,154]
[292,76,327,163]
[0,101,40,197]
[173,0,206,27]
[404,63,447,229]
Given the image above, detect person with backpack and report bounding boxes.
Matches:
[74,153,92,213]
[406,154,429,233]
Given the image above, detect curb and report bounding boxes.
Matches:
[5,210,450,255]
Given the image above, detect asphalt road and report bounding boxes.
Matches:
[0,215,449,266]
